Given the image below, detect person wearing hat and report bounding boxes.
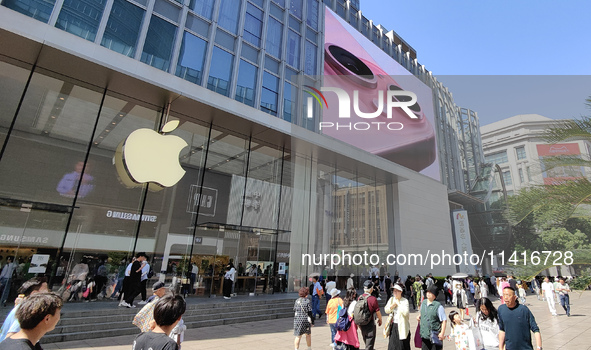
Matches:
[385,282,411,350]
[325,288,343,347]
[417,285,446,350]
[358,280,383,350]
[132,282,169,332]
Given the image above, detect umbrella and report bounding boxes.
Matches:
[452,273,469,279]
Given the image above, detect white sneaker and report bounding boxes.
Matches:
[138,300,147,305]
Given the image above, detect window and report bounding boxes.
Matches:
[189,0,214,19]
[289,0,302,19]
[235,60,257,107]
[516,146,526,160]
[261,72,279,116]
[283,82,296,122]
[485,150,508,164]
[175,31,208,85]
[286,30,300,68]
[266,17,283,58]
[207,47,233,96]
[304,41,317,75]
[519,168,525,183]
[244,3,263,47]
[101,0,144,57]
[55,0,107,42]
[218,0,240,34]
[140,15,176,71]
[502,171,512,186]
[2,0,56,23]
[306,0,318,30]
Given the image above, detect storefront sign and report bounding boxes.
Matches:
[106,210,157,222]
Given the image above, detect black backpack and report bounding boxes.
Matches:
[309,283,315,297]
[353,295,372,326]
[147,266,154,278]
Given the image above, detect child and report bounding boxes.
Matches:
[518,281,527,305]
[446,310,470,350]
[132,295,186,350]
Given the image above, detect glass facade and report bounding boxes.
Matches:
[0,0,470,303]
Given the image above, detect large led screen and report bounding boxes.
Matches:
[317,8,440,180]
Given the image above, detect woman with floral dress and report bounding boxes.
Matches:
[294,286,314,350]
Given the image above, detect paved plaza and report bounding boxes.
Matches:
[42,290,591,350]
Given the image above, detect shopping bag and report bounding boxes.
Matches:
[413,323,422,348]
[467,318,484,350]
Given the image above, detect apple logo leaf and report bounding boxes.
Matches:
[161,120,180,133]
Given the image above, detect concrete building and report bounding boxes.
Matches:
[481,114,591,198]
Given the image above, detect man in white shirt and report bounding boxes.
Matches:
[541,276,557,316]
[138,260,150,305]
[556,278,571,317]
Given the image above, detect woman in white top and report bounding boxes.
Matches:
[479,279,488,299]
[541,276,557,316]
[473,297,499,350]
[384,282,411,350]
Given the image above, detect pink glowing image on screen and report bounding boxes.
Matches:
[321,8,440,180]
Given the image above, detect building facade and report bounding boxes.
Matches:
[0,0,479,300]
[481,114,591,196]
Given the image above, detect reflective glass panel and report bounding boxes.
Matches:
[304,41,316,75]
[2,0,56,23]
[175,31,208,85]
[266,17,283,59]
[55,0,107,42]
[140,15,177,71]
[101,0,144,57]
[207,47,233,96]
[243,3,263,47]
[261,72,278,116]
[217,0,240,34]
[286,30,300,68]
[235,60,257,107]
[189,0,214,19]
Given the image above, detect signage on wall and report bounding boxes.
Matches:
[186,186,218,217]
[106,210,157,222]
[278,262,286,275]
[451,209,475,274]
[28,254,50,273]
[194,237,202,244]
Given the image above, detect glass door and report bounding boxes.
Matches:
[0,200,70,305]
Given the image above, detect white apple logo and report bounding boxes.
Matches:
[121,120,188,187]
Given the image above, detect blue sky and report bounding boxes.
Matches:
[360,0,591,125]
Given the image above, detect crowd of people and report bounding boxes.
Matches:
[0,267,576,350]
[293,272,576,350]
[0,273,189,350]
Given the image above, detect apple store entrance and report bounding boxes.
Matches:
[161,223,290,298]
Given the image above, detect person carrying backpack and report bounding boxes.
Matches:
[326,288,343,347]
[355,280,382,350]
[335,288,360,350]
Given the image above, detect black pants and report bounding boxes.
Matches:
[125,279,141,305]
[421,338,442,350]
[359,322,376,350]
[95,275,107,297]
[223,278,232,298]
[140,279,148,301]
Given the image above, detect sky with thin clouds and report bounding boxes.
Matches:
[360,0,591,126]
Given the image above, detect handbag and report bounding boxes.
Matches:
[383,313,394,338]
[413,323,422,348]
[430,330,443,346]
[82,287,90,298]
[467,318,484,350]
